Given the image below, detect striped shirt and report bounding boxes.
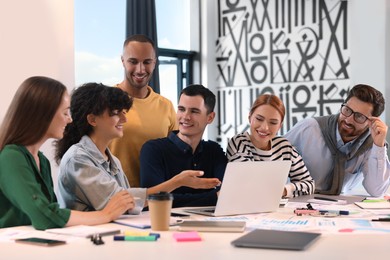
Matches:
[226,132,315,197]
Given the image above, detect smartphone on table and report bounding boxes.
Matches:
[171,212,190,218]
[15,237,66,247]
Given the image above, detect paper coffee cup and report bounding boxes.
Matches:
[147,192,173,231]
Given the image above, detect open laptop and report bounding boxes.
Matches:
[185,160,291,217]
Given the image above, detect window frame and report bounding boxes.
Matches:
[158,48,197,99]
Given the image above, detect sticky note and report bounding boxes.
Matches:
[173,231,202,242]
[339,228,354,233]
[124,231,150,236]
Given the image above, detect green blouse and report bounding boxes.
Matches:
[0,144,70,230]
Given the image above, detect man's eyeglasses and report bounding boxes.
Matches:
[340,104,369,124]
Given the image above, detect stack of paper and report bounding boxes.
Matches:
[114,213,181,229]
[46,225,120,238]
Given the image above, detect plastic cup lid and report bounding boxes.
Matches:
[147,191,173,201]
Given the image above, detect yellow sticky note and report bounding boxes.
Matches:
[124,231,150,236]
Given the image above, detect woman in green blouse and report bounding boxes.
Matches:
[0,76,135,230]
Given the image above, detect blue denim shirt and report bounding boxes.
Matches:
[58,135,146,214]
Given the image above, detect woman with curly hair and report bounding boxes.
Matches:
[55,83,147,213]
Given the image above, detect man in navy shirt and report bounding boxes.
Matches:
[140,84,227,207]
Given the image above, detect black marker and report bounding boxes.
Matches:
[372,218,390,222]
[314,196,339,202]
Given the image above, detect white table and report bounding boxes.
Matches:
[2,195,390,260]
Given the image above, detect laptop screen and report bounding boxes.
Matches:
[186,161,291,217]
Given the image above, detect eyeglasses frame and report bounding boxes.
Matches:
[340,104,370,124]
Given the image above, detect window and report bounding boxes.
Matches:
[155,0,199,104]
[155,0,191,50]
[158,49,196,105]
[74,0,126,86]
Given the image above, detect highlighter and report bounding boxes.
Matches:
[113,235,158,241]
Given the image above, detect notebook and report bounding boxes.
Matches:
[185,160,291,217]
[354,201,390,209]
[231,229,321,251]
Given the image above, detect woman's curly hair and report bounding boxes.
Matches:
[54,83,132,164]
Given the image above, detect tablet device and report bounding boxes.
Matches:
[178,220,246,232]
[231,229,321,251]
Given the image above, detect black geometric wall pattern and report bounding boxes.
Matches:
[215,0,349,146]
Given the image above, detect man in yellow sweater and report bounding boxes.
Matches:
[109,34,177,187]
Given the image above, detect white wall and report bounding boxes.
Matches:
[386,1,390,146]
[200,0,219,140]
[349,0,387,94]
[349,0,389,154]
[0,0,74,189]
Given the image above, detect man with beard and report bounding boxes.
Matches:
[109,34,177,187]
[285,84,390,196]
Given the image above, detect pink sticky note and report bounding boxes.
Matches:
[173,231,202,242]
[339,228,354,233]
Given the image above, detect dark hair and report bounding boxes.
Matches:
[0,76,67,150]
[345,84,385,117]
[123,34,156,56]
[180,84,216,114]
[249,94,286,122]
[54,83,132,163]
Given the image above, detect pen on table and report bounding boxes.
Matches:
[123,231,161,238]
[313,196,339,202]
[319,210,349,215]
[123,231,149,236]
[371,218,390,222]
[294,209,318,215]
[113,235,158,241]
[362,199,388,203]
